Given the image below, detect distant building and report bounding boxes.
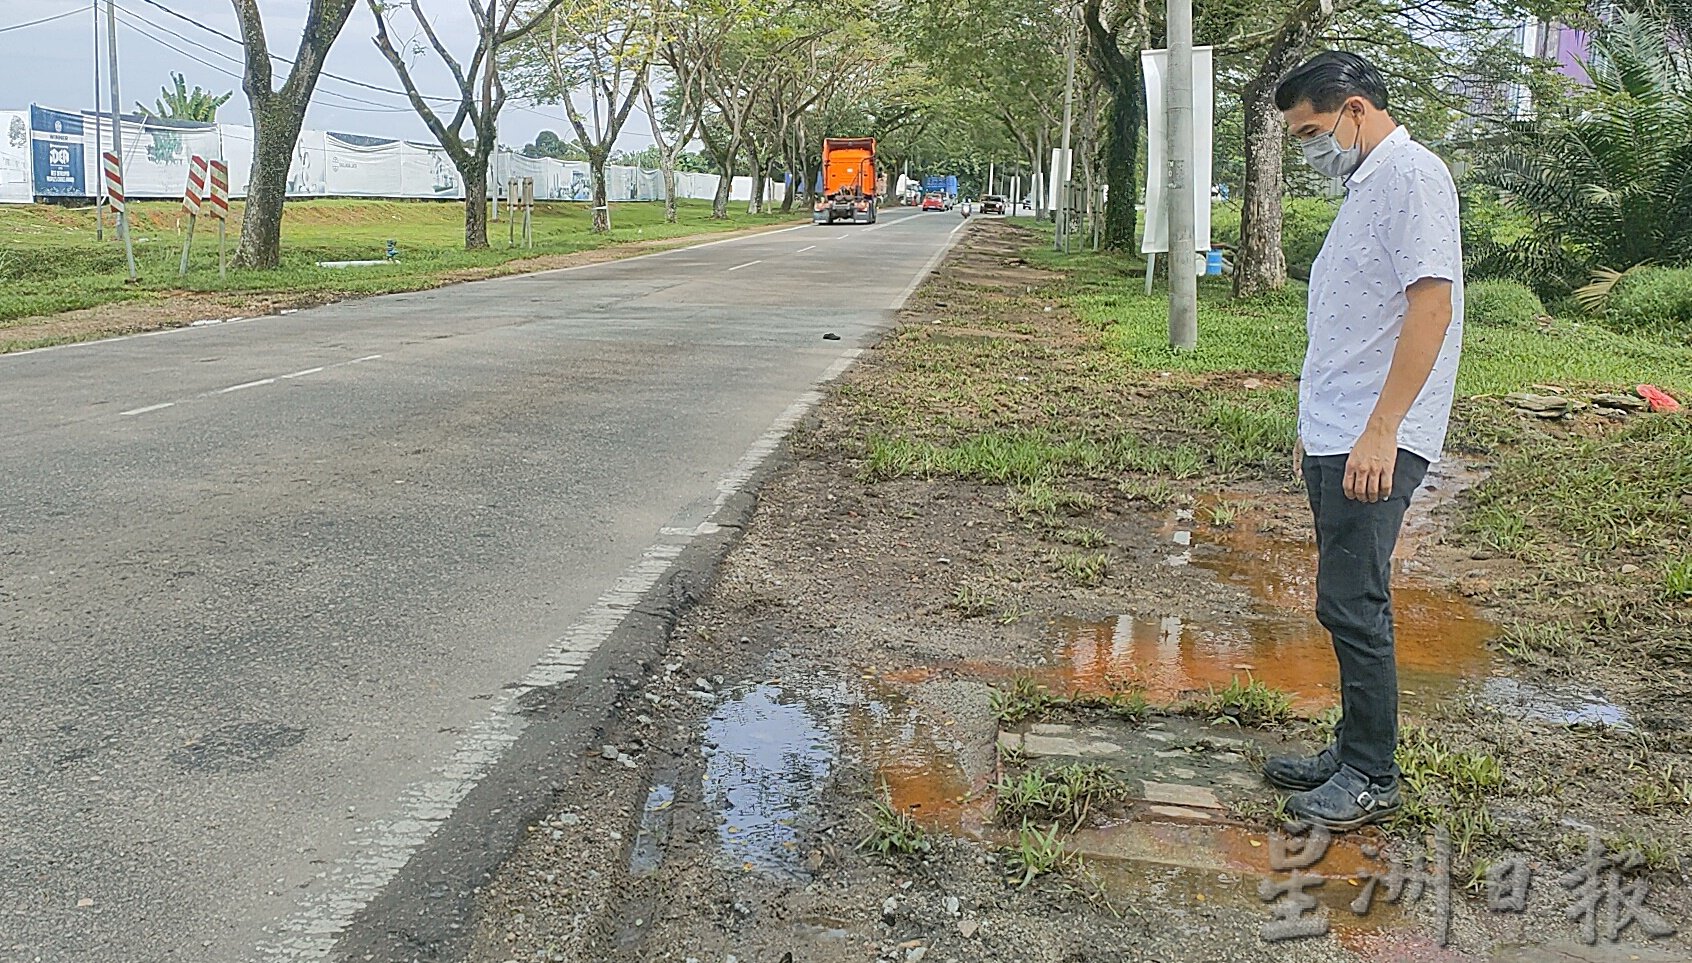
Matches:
[1509,7,1615,118]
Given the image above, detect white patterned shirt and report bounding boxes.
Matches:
[1300,125,1464,464]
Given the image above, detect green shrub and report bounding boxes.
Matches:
[1606,267,1692,343]
[1466,280,1547,328]
[1282,197,1340,275]
[1211,202,1241,248]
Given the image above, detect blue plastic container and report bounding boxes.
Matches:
[1205,249,1224,275]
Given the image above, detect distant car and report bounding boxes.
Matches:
[981,195,1006,215]
[921,193,948,211]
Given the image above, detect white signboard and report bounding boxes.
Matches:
[1046,147,1073,213]
[0,110,31,202]
[1141,46,1214,254]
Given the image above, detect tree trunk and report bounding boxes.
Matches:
[1234,75,1288,296]
[463,157,489,249]
[1231,0,1354,294]
[660,155,678,223]
[712,157,733,218]
[590,152,611,233]
[228,0,358,270]
[233,97,305,269]
[1101,69,1143,250]
[747,149,765,215]
[780,147,796,213]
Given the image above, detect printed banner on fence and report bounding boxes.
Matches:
[0,110,31,203]
[7,104,776,205]
[30,105,84,195]
[83,113,222,200]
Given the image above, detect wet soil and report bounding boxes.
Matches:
[463,221,1690,963]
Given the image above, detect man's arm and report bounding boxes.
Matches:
[1343,277,1454,502]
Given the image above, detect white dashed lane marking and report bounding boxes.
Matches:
[119,402,175,417]
[221,378,276,393]
[118,354,385,417]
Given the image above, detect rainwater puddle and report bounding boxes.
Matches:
[701,675,982,874]
[1480,677,1631,729]
[848,677,991,835]
[701,682,838,877]
[628,782,676,877]
[1047,507,1499,711]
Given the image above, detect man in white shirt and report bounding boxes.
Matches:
[1260,51,1465,830]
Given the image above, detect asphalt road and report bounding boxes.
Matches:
[0,208,968,963]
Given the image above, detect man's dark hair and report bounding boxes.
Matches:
[1274,51,1389,113]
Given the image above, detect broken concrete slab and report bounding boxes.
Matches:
[1142,780,1224,810]
[1002,714,1291,819]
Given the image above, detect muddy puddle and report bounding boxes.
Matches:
[690,475,1623,922]
[699,674,990,877]
[1478,677,1630,729]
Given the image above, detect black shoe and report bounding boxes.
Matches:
[1285,765,1401,831]
[1263,744,1340,791]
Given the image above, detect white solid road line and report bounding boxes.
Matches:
[726,260,762,272]
[119,402,175,417]
[281,366,326,379]
[220,377,277,393]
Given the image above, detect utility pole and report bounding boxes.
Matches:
[106,0,137,280]
[1054,4,1079,251]
[92,0,104,241]
[1166,0,1197,349]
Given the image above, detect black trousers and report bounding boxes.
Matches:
[1302,449,1431,781]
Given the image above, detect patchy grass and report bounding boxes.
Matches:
[1047,252,1692,398]
[1048,550,1111,587]
[993,763,1129,831]
[1003,821,1069,889]
[858,789,933,857]
[1053,525,1110,549]
[1007,480,1100,519]
[1664,555,1692,600]
[949,583,998,618]
[1199,674,1296,728]
[1394,726,1506,858]
[1626,759,1692,813]
[1068,688,1152,723]
[991,676,1056,725]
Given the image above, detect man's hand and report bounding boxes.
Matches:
[1293,436,1305,481]
[1344,424,1398,502]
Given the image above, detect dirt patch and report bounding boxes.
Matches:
[463,221,1690,963]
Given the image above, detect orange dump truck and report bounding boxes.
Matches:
[814,137,878,225]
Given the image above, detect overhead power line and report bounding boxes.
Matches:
[132,0,460,104]
[112,8,422,114]
[0,3,93,34]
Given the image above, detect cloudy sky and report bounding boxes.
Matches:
[0,0,656,151]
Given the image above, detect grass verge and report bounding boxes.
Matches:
[1,198,804,351]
